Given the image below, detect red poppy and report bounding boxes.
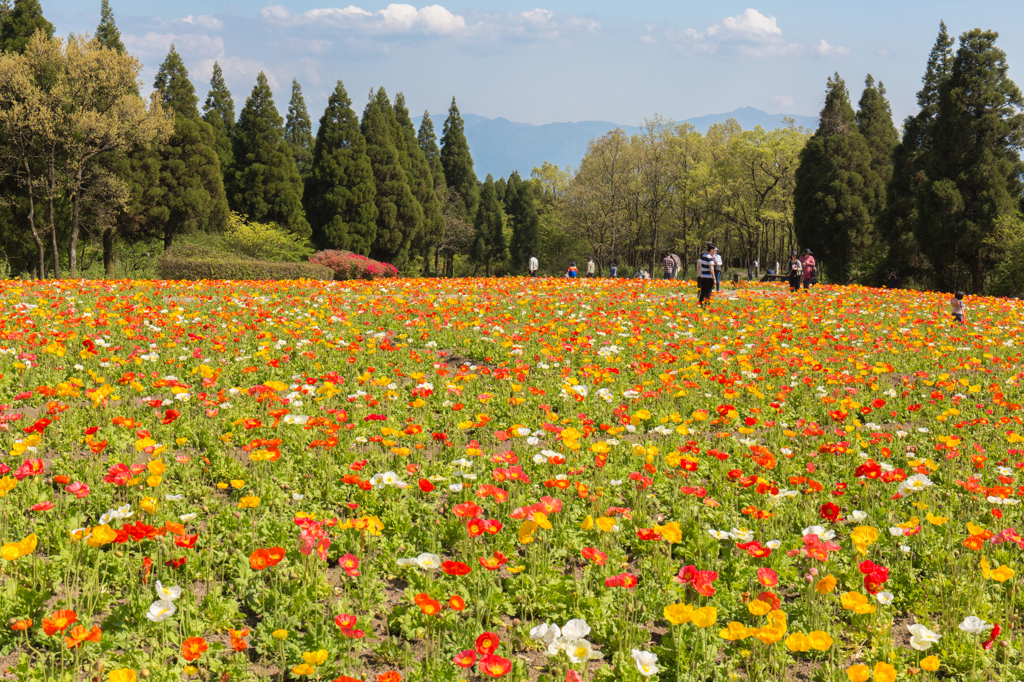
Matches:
[757,568,779,587]
[819,502,842,523]
[335,613,358,629]
[449,595,466,611]
[442,561,471,576]
[42,610,77,636]
[475,631,500,655]
[10,618,31,631]
[64,624,101,649]
[418,478,434,492]
[376,673,402,682]
[478,551,508,571]
[454,649,478,668]
[581,547,607,565]
[983,623,1001,650]
[454,501,483,518]
[757,591,781,610]
[478,654,512,678]
[174,534,198,549]
[181,636,208,662]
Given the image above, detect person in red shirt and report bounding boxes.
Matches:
[798,249,816,290]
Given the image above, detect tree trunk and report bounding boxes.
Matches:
[69,172,83,278]
[103,227,115,277]
[48,195,60,279]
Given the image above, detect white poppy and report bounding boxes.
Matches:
[146,599,176,622]
[631,649,659,677]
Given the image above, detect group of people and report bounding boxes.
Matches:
[785,249,817,292]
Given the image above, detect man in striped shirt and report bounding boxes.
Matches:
[697,244,717,307]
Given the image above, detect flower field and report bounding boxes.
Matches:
[1,277,1023,682]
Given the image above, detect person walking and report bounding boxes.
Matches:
[950,291,966,324]
[786,252,801,292]
[697,244,717,307]
[567,262,578,278]
[586,258,596,278]
[529,253,539,277]
[609,262,617,278]
[713,247,723,291]
[661,252,675,280]
[670,253,682,279]
[799,249,816,290]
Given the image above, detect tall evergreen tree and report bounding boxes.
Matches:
[879,22,955,283]
[360,87,421,270]
[394,93,443,275]
[303,80,377,253]
[440,97,478,220]
[151,46,230,249]
[793,73,881,284]
[202,62,235,174]
[506,171,539,273]
[917,29,1024,294]
[856,75,899,192]
[284,79,314,182]
[231,72,310,238]
[0,0,53,53]
[95,0,124,52]
[417,110,445,190]
[471,174,505,276]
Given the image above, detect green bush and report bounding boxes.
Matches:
[156,255,333,282]
[223,212,313,262]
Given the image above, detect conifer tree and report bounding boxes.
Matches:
[284,79,315,182]
[506,171,539,272]
[879,22,954,282]
[152,46,230,249]
[231,72,310,238]
[417,110,445,190]
[95,0,124,52]
[856,75,899,193]
[0,0,53,53]
[440,97,478,220]
[471,174,504,275]
[303,80,377,253]
[917,29,1024,293]
[793,73,881,284]
[360,87,421,270]
[394,93,443,275]
[202,62,235,174]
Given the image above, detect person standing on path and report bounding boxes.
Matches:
[713,248,723,291]
[567,262,578,278]
[799,249,816,290]
[587,258,596,278]
[662,252,676,280]
[609,263,617,278]
[697,245,717,307]
[786,252,801,292]
[670,253,682,280]
[529,253,539,277]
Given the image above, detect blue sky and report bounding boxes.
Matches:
[46,1,1024,128]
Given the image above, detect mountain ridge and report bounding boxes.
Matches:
[419,107,818,180]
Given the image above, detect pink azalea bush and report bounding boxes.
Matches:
[309,250,399,280]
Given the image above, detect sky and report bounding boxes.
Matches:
[44,0,1024,128]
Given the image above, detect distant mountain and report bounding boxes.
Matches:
[417,107,817,180]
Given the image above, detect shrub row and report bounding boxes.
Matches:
[309,250,399,280]
[156,256,333,282]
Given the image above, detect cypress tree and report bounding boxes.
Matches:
[360,87,421,270]
[0,0,53,53]
[793,73,881,284]
[394,93,443,275]
[202,62,235,174]
[507,170,539,273]
[152,46,230,249]
[917,29,1024,294]
[879,23,955,283]
[418,110,445,190]
[856,75,899,193]
[284,79,315,182]
[231,72,310,238]
[471,174,505,276]
[95,0,124,52]
[440,97,478,220]
[303,79,377,253]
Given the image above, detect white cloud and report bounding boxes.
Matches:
[875,47,894,58]
[260,4,597,41]
[814,39,850,59]
[667,8,802,58]
[195,56,280,91]
[123,32,225,61]
[176,15,225,31]
[772,95,795,109]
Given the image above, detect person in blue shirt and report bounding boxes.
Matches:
[609,263,617,278]
[697,244,718,307]
[566,262,578,278]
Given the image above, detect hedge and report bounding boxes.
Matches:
[156,256,334,282]
[309,250,399,280]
